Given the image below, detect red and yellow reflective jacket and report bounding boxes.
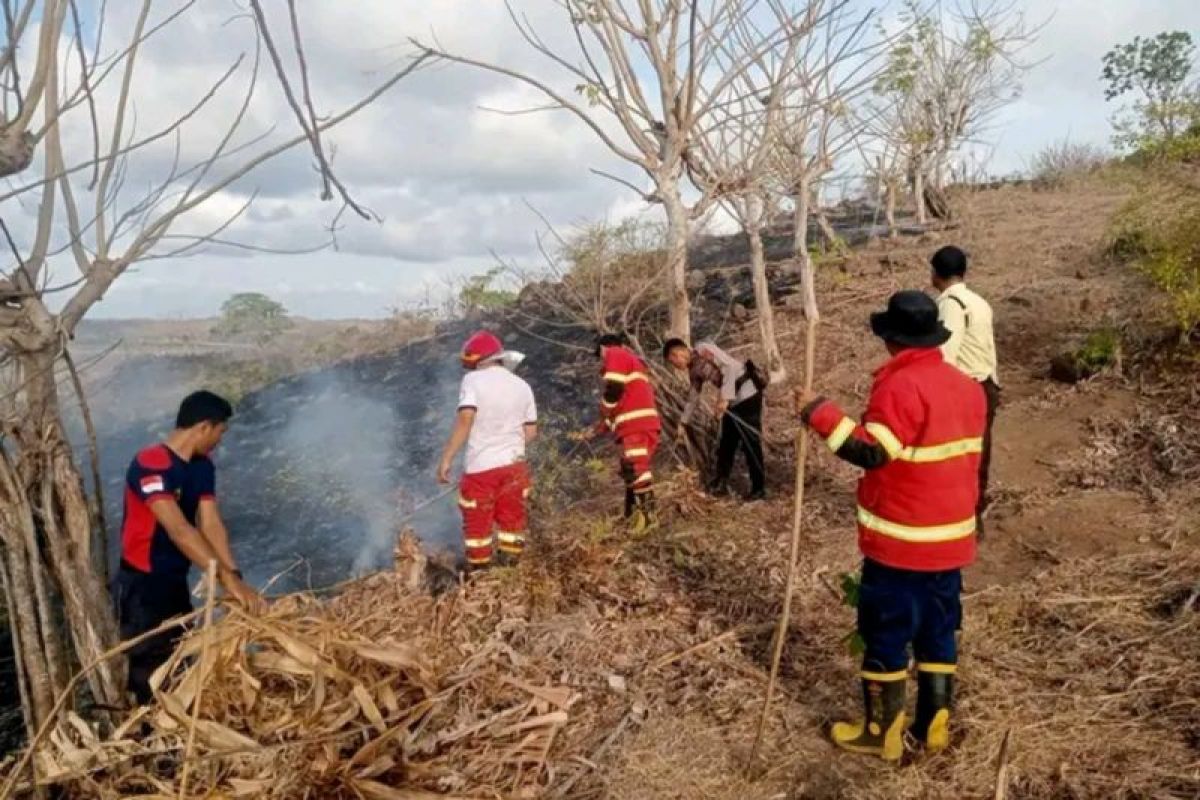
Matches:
[804,348,986,572]
[599,345,660,437]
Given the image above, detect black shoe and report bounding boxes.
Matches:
[744,488,766,502]
[706,481,730,497]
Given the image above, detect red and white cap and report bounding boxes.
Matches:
[461,330,503,369]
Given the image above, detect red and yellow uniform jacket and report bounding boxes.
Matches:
[803,348,986,572]
[599,345,661,437]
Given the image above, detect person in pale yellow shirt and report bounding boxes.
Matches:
[931,246,1000,536]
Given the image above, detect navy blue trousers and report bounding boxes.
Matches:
[858,558,962,673]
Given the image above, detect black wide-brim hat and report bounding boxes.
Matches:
[870,290,951,348]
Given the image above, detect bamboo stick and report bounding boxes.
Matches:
[178,560,218,798]
[750,300,818,767]
[0,606,206,799]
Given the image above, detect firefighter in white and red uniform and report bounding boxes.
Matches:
[593,333,661,525]
[797,291,986,761]
[437,331,537,571]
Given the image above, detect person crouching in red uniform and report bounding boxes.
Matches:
[594,333,661,528]
[796,290,986,761]
[438,331,538,571]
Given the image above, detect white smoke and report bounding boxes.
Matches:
[273,374,402,575]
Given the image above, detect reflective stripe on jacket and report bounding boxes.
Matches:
[600,346,661,437]
[805,348,986,571]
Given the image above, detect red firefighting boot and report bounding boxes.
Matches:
[910,667,954,752]
[830,673,907,761]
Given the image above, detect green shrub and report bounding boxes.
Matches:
[457,267,517,314]
[1076,329,1122,373]
[1107,168,1200,337]
[1129,127,1200,165]
[212,292,293,345]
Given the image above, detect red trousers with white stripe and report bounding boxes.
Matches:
[617,430,658,495]
[459,462,531,566]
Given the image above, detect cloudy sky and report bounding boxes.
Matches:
[13,1,1200,319]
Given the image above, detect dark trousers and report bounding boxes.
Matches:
[112,564,192,703]
[979,378,1001,523]
[715,393,765,493]
[858,559,962,673]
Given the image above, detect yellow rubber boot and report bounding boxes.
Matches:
[911,665,955,752]
[630,490,657,534]
[830,673,907,762]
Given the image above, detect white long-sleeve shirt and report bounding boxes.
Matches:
[936,282,998,384]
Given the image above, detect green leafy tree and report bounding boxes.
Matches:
[213,292,294,344]
[1101,31,1200,151]
[457,267,517,315]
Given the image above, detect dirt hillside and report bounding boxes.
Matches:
[13,177,1198,800]
[582,176,1200,799]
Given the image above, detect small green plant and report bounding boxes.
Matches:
[1075,329,1121,374]
[840,571,866,657]
[457,266,517,314]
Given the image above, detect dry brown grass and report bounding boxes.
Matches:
[7,178,1200,799]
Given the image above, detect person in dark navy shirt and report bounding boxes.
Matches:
[113,390,263,703]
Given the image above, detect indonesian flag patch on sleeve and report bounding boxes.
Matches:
[140,475,166,495]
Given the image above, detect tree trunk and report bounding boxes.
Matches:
[661,187,691,342]
[792,184,819,325]
[815,207,840,252]
[808,182,840,253]
[0,345,124,734]
[747,196,786,385]
[792,180,810,262]
[0,478,59,729]
[913,163,928,227]
[885,182,898,239]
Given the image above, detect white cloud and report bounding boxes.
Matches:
[18,0,1200,318]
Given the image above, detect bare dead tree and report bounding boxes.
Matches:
[770,0,881,275]
[413,0,799,342]
[691,3,826,384]
[0,0,429,740]
[870,0,1039,224]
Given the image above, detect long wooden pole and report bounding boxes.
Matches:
[750,210,820,766]
[750,318,817,765]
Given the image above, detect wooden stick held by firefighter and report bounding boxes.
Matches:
[437,331,537,572]
[592,333,661,529]
[796,290,986,761]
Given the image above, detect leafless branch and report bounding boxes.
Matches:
[248,0,377,220]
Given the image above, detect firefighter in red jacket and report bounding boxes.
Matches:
[594,333,661,526]
[796,290,986,761]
